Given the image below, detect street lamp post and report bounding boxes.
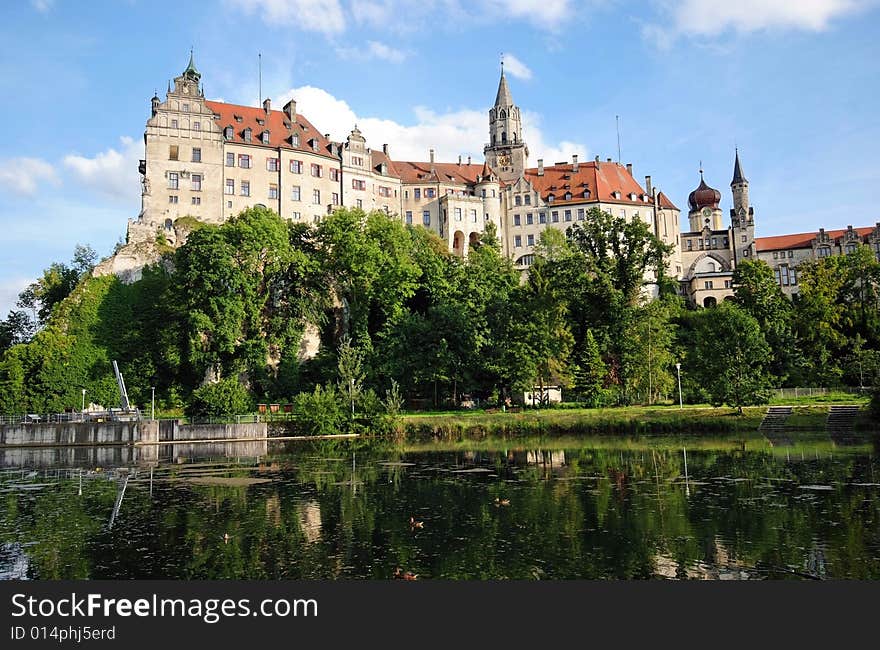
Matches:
[675,363,683,410]
[81,389,86,412]
[151,386,155,421]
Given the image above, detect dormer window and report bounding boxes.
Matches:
[583,190,591,198]
[224,126,233,140]
[257,118,265,126]
[243,127,252,143]
[291,133,300,147]
[613,191,621,199]
[629,193,637,201]
[309,138,318,152]
[261,131,270,145]
[234,115,243,123]
[565,192,572,201]
[547,194,555,203]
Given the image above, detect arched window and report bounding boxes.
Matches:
[703,296,717,308]
[501,131,507,144]
[499,109,506,119]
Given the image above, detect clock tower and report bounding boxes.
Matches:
[484,66,528,183]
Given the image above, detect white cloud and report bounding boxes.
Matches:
[0,158,59,196]
[30,0,54,13]
[277,85,587,165]
[647,0,872,42]
[226,0,346,35]
[502,53,532,80]
[489,0,574,30]
[63,136,141,204]
[337,40,409,63]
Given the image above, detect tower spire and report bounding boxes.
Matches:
[731,148,747,186]
[494,65,512,107]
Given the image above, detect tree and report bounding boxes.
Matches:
[688,302,773,413]
[17,244,98,326]
[571,330,606,406]
[733,259,799,383]
[0,310,35,352]
[336,336,365,416]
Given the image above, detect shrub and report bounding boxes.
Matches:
[293,384,346,436]
[186,377,253,417]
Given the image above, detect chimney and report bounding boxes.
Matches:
[458,155,462,166]
[572,154,579,172]
[537,159,544,176]
[467,155,471,165]
[283,99,297,122]
[595,155,600,163]
[645,175,652,195]
[606,157,612,162]
[325,133,330,140]
[429,148,435,165]
[383,143,389,156]
[263,98,271,114]
[626,163,633,176]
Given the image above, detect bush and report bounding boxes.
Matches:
[186,377,253,417]
[293,384,347,436]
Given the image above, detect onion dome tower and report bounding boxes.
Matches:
[688,169,724,231]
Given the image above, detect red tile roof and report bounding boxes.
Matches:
[657,191,679,211]
[394,161,496,185]
[523,161,652,207]
[205,100,337,160]
[756,226,876,251]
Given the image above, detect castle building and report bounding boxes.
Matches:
[130,56,677,283]
[679,151,880,305]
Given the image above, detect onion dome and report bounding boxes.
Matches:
[688,171,721,211]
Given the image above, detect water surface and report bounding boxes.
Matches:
[2,433,879,580]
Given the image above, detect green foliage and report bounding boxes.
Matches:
[186,377,253,417]
[571,330,606,406]
[687,302,773,412]
[293,384,347,436]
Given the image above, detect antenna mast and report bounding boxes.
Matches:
[258,52,262,106]
[616,115,621,163]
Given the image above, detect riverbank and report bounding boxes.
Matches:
[399,404,875,439]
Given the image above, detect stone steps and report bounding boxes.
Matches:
[759,406,793,431]
[826,405,861,433]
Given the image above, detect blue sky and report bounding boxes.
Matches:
[1,0,879,315]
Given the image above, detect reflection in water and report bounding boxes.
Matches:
[1,435,879,580]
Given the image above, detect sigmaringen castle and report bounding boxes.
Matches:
[126,55,880,306]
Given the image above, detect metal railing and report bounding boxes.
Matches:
[0,409,141,425]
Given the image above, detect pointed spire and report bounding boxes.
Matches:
[731,148,747,186]
[494,67,513,107]
[183,49,201,83]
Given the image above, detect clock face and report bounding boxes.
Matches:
[498,153,511,166]
[702,208,712,217]
[183,86,189,94]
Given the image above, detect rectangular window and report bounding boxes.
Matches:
[269,183,278,199]
[514,235,522,247]
[539,212,546,224]
[192,147,201,162]
[241,180,250,197]
[356,199,363,209]
[291,134,300,147]
[514,214,521,226]
[226,152,234,167]
[704,281,713,289]
[170,119,178,129]
[291,186,301,201]
[524,194,531,205]
[238,154,251,169]
[168,195,178,204]
[515,195,522,206]
[788,250,794,258]
[405,211,413,225]
[471,209,477,222]
[292,211,301,220]
[379,186,391,197]
[724,280,732,289]
[527,234,535,247]
[351,156,363,166]
[564,210,572,222]
[290,160,303,174]
[193,121,200,131]
[330,168,340,181]
[577,208,585,220]
[313,189,321,204]
[311,163,322,178]
[267,157,279,171]
[774,268,781,284]
[191,174,201,191]
[711,237,717,248]
[425,188,436,198]
[168,172,179,189]
[191,196,201,205]
[552,211,559,223]
[414,188,421,200]
[422,210,430,226]
[227,200,232,208]
[773,251,778,259]
[225,179,234,195]
[454,208,462,221]
[781,266,790,286]
[742,235,747,242]
[332,192,340,205]
[182,103,189,113]
[169,145,179,161]
[526,213,534,225]
[352,179,366,190]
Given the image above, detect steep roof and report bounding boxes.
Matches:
[731,149,747,185]
[205,100,337,160]
[756,226,876,251]
[657,191,679,211]
[522,161,652,207]
[495,71,513,107]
